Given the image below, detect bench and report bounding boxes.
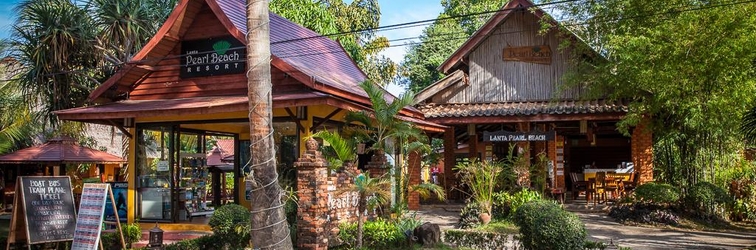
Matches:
[185,205,214,221]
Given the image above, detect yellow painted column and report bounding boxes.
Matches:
[299,108,314,156]
[127,127,137,224]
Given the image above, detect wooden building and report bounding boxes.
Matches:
[414,0,653,198]
[55,0,444,226]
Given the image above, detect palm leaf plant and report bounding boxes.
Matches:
[310,130,357,171]
[344,81,430,206]
[337,171,391,248]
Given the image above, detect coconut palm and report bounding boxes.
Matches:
[742,106,756,144]
[340,171,391,248]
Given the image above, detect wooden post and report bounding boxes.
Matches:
[246,0,293,249]
[443,127,456,200]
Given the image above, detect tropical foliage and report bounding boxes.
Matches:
[9,0,176,129]
[547,0,756,191]
[271,0,397,86]
[338,171,391,248]
[454,159,503,215]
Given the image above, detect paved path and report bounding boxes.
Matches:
[413,204,756,249]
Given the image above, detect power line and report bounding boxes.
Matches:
[6,0,755,79]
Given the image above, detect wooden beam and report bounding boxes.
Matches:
[310,108,342,132]
[285,107,306,133]
[427,113,626,124]
[135,65,181,71]
[105,119,133,139]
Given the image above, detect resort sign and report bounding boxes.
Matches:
[483,130,556,142]
[502,45,552,65]
[181,36,246,78]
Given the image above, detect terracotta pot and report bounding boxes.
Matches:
[479,212,492,225]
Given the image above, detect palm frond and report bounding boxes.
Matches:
[410,183,446,201]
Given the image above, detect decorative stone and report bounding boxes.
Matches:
[413,222,441,246]
[306,138,319,151]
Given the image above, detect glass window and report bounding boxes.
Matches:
[136,126,173,221]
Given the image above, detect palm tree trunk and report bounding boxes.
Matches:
[246,0,292,249]
[357,195,365,248]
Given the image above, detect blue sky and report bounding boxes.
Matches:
[0,0,444,95]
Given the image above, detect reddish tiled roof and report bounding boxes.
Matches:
[418,100,628,118]
[214,139,234,159]
[56,92,328,120]
[0,137,125,164]
[216,0,368,98]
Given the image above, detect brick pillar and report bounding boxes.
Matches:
[443,127,457,200]
[296,138,329,250]
[631,118,654,183]
[408,151,421,210]
[365,151,388,178]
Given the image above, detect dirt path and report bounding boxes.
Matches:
[577,212,756,250]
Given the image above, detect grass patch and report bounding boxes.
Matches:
[477,220,519,234]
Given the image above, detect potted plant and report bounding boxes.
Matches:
[454,159,503,225]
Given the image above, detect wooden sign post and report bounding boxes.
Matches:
[6,176,78,250]
[71,183,126,250]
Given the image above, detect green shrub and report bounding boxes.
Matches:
[492,189,544,220]
[338,218,405,248]
[123,223,141,247]
[208,204,250,248]
[457,202,482,229]
[634,183,680,205]
[728,178,756,221]
[163,235,219,250]
[513,200,586,250]
[684,181,731,219]
[443,229,519,249]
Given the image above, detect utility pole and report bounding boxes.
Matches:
[246,0,292,249]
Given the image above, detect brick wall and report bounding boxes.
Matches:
[631,118,654,183]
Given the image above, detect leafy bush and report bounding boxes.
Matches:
[338,218,405,248]
[208,204,250,248]
[98,223,142,249]
[492,189,544,220]
[123,223,142,247]
[608,203,680,225]
[729,178,756,221]
[634,183,680,205]
[164,234,219,250]
[443,229,520,249]
[684,181,731,219]
[513,200,586,250]
[457,202,482,229]
[395,215,424,236]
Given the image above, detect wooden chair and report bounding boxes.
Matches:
[569,172,588,200]
[596,172,619,203]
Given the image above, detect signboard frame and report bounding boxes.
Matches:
[6,176,78,249]
[180,36,246,78]
[71,183,126,250]
[483,130,557,142]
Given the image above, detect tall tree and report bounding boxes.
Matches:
[270,0,396,86]
[247,0,292,249]
[400,0,502,93]
[548,0,756,186]
[10,0,176,129]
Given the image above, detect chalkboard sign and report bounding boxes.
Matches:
[13,176,77,244]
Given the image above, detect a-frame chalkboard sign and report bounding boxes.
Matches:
[6,176,78,250]
[71,183,125,250]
